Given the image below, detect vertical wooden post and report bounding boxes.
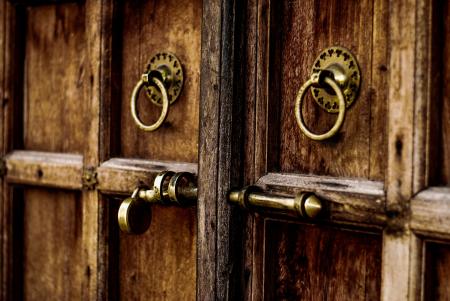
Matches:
[198,0,245,299]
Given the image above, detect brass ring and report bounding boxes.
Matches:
[130,76,169,132]
[168,172,195,206]
[153,171,175,204]
[295,75,346,141]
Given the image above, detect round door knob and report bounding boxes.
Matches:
[118,196,152,234]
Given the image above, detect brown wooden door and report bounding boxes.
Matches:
[0,0,201,300]
[197,0,450,300]
[2,0,450,300]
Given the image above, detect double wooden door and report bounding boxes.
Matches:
[1,0,450,300]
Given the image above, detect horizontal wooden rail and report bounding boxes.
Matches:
[257,173,386,227]
[3,152,198,195]
[4,150,83,189]
[97,158,197,195]
[411,187,450,239]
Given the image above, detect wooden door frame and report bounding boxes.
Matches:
[1,0,202,300]
[197,0,450,300]
[197,0,248,299]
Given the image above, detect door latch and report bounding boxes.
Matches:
[118,171,197,234]
[228,186,322,219]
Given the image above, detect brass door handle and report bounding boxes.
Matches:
[118,171,197,234]
[294,46,361,141]
[130,52,184,132]
[228,186,322,218]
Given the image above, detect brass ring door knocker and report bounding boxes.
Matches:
[130,52,184,132]
[295,46,361,141]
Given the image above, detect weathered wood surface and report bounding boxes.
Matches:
[197,0,222,299]
[23,2,88,153]
[1,1,25,299]
[22,188,84,301]
[1,1,105,300]
[116,200,197,301]
[411,187,450,238]
[240,1,391,300]
[425,242,450,301]
[82,0,105,299]
[1,0,449,300]
[440,0,450,186]
[0,1,6,298]
[118,0,201,163]
[264,221,382,300]
[4,150,83,189]
[97,157,197,195]
[381,232,423,301]
[108,2,202,300]
[257,173,386,226]
[269,0,388,180]
[382,0,419,300]
[197,0,248,299]
[413,0,440,190]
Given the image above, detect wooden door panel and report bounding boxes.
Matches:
[423,5,450,297]
[23,188,83,301]
[438,0,450,186]
[243,1,389,298]
[237,0,391,300]
[23,3,88,153]
[115,202,196,300]
[118,0,201,162]
[271,0,388,179]
[2,0,201,299]
[425,242,450,301]
[4,2,92,299]
[264,221,381,300]
[107,1,201,300]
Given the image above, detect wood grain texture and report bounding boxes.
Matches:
[23,3,88,153]
[381,232,414,301]
[425,242,450,301]
[82,1,104,299]
[22,188,84,301]
[264,221,382,300]
[271,0,388,180]
[241,0,261,299]
[0,0,5,296]
[440,0,450,185]
[113,200,197,301]
[257,173,386,226]
[413,0,438,191]
[197,0,249,299]
[119,0,201,163]
[197,0,221,299]
[5,150,83,189]
[411,187,450,238]
[386,0,416,207]
[1,2,27,299]
[97,157,197,195]
[382,1,419,300]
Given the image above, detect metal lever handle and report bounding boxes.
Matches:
[228,186,322,218]
[118,171,197,234]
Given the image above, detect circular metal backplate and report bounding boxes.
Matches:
[144,52,184,106]
[310,46,361,113]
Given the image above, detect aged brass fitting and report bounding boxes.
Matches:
[118,171,197,234]
[228,186,322,218]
